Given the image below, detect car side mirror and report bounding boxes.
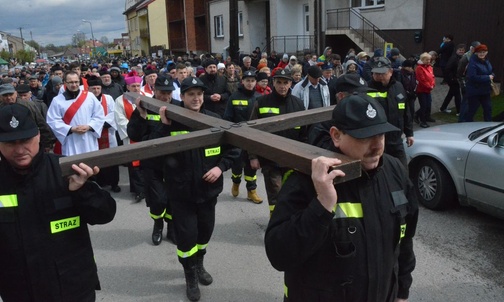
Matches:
[487,133,498,148]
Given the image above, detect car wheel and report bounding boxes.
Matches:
[412,158,456,210]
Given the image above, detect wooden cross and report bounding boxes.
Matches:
[59,92,361,183]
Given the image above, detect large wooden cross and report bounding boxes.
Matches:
[59,92,361,183]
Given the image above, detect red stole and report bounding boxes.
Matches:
[54,91,89,155]
[143,84,153,95]
[97,95,109,149]
[123,96,140,167]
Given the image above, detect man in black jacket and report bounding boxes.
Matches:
[156,77,239,301]
[0,104,116,302]
[249,69,306,215]
[223,71,263,203]
[265,94,418,302]
[199,59,230,117]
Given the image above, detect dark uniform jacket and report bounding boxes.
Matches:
[367,79,413,151]
[0,150,116,302]
[249,89,306,166]
[153,104,239,203]
[199,73,230,117]
[127,99,181,171]
[102,82,124,100]
[223,84,261,123]
[265,153,418,302]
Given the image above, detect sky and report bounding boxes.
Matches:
[0,0,128,46]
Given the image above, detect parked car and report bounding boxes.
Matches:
[405,122,504,219]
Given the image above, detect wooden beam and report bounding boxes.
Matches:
[224,127,361,184]
[59,130,224,176]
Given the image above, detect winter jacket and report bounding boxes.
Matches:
[223,85,261,123]
[466,54,494,97]
[415,63,435,94]
[200,73,230,117]
[291,77,331,109]
[265,153,418,302]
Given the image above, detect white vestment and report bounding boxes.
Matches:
[46,90,105,156]
[114,94,136,145]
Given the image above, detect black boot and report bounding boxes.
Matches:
[166,220,177,245]
[151,219,163,246]
[184,266,200,301]
[196,255,213,285]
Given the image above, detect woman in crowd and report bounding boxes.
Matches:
[415,52,436,128]
[465,44,494,122]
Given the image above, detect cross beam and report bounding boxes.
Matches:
[59,93,361,183]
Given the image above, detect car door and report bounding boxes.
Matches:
[464,127,504,212]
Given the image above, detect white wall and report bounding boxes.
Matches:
[323,0,423,30]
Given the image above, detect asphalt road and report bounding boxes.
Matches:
[90,167,504,302]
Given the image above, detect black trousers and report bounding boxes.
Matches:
[96,165,119,188]
[172,196,218,267]
[143,168,172,221]
[231,150,257,191]
[127,163,144,194]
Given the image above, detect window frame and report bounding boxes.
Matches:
[350,0,385,8]
[214,15,224,38]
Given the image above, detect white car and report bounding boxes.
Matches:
[405,122,504,219]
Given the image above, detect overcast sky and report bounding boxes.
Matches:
[1,0,127,46]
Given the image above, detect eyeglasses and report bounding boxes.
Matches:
[66,81,80,85]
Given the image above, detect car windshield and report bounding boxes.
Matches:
[468,123,503,141]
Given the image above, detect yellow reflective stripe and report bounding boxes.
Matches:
[150,209,166,220]
[294,126,301,129]
[269,205,275,212]
[50,216,80,234]
[170,131,190,136]
[205,146,221,157]
[232,173,243,178]
[244,175,257,182]
[282,169,294,184]
[0,194,18,207]
[400,224,407,239]
[197,243,208,251]
[398,102,405,109]
[333,202,363,218]
[367,92,388,98]
[232,100,248,106]
[164,212,173,220]
[177,245,198,258]
[284,284,288,298]
[259,107,280,114]
[146,114,161,121]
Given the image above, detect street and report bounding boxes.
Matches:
[91,167,504,302]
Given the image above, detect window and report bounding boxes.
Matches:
[238,12,243,37]
[303,4,309,33]
[350,0,384,7]
[214,15,224,38]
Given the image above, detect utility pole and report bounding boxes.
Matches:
[229,0,239,63]
[18,27,24,45]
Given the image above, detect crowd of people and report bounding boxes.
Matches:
[0,38,496,301]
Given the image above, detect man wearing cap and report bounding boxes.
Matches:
[47,71,105,156]
[0,103,116,302]
[114,72,145,202]
[127,75,179,245]
[155,76,239,301]
[249,69,306,215]
[28,75,45,100]
[0,83,55,152]
[265,94,418,302]
[223,70,263,204]
[199,59,230,117]
[100,70,123,100]
[367,57,414,168]
[292,65,331,109]
[312,73,375,149]
[87,75,121,193]
[16,83,48,118]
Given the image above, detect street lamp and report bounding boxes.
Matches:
[82,19,96,58]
